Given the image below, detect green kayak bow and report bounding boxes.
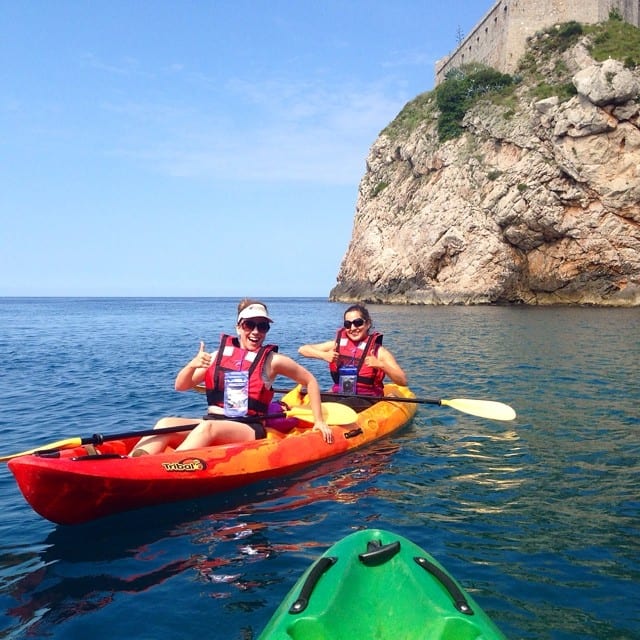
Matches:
[258,528,507,640]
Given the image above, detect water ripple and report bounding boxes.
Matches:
[1,299,638,639]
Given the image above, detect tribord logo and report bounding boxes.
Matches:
[162,458,206,472]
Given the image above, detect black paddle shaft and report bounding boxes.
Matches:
[79,411,293,446]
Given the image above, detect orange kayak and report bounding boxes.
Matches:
[8,385,416,525]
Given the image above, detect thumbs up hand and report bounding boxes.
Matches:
[188,341,211,369]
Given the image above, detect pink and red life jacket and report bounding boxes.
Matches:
[329,329,385,396]
[204,334,277,414]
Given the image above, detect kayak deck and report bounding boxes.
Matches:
[258,529,507,640]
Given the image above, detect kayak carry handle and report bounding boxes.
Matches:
[358,539,401,566]
[289,556,337,614]
[414,556,474,615]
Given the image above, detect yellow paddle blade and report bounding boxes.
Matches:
[0,437,83,462]
[287,402,357,425]
[441,398,516,421]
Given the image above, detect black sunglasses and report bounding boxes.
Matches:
[343,318,365,329]
[241,319,270,332]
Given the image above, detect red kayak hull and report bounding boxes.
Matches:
[8,385,416,525]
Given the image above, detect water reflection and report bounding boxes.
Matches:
[0,439,400,638]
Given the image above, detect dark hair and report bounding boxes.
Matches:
[237,298,268,314]
[344,304,371,324]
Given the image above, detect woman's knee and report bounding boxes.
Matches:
[154,416,192,430]
[154,417,175,429]
[198,421,216,439]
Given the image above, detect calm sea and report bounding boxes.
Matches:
[0,298,638,639]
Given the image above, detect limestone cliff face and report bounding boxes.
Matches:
[330,44,640,306]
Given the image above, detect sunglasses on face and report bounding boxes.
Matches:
[343,318,366,329]
[241,319,270,333]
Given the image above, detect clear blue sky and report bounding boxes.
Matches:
[1,0,491,297]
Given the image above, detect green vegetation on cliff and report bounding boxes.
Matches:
[588,11,640,68]
[519,12,640,99]
[382,14,639,144]
[382,91,435,139]
[382,63,514,142]
[435,65,513,141]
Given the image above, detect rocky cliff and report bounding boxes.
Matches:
[330,29,640,306]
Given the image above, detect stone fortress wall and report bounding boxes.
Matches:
[435,0,640,84]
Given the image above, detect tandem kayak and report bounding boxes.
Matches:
[258,528,507,640]
[8,385,416,525]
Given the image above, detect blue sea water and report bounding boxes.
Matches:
[0,297,638,639]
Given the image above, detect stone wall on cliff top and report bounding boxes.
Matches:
[330,39,640,306]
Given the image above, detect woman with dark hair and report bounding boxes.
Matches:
[298,304,407,397]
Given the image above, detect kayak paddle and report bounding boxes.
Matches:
[0,403,357,461]
[426,397,515,421]
[266,402,357,425]
[0,424,203,461]
[273,389,516,421]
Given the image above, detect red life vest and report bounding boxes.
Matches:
[204,334,277,414]
[329,329,385,396]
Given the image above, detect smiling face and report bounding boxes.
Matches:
[238,317,270,351]
[343,310,370,342]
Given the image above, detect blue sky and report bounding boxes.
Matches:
[2,0,491,296]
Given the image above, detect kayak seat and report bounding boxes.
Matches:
[101,440,129,456]
[82,440,128,456]
[72,440,129,461]
[319,393,377,413]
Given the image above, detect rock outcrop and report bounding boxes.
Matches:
[330,42,640,306]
